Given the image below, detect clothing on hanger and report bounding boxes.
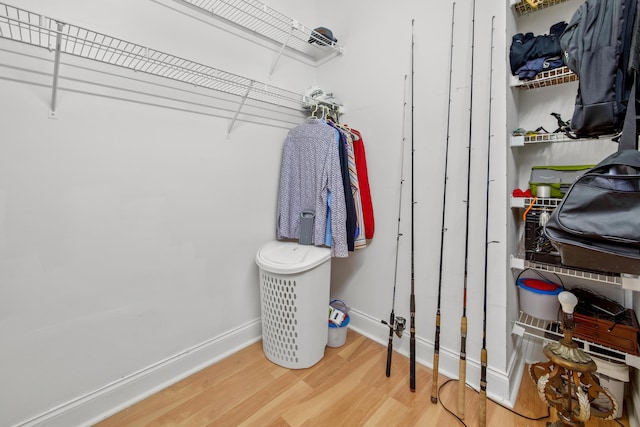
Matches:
[329,122,365,250]
[277,102,374,256]
[277,117,348,257]
[333,123,357,252]
[349,128,375,240]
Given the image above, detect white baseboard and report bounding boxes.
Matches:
[15,319,262,427]
[348,308,517,407]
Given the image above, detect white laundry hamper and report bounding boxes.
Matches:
[255,241,331,369]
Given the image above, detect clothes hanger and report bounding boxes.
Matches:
[338,122,351,132]
[309,103,319,118]
[325,105,338,123]
[329,106,337,123]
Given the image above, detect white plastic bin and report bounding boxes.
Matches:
[328,314,350,348]
[592,356,630,419]
[328,299,350,348]
[517,279,563,321]
[255,241,331,369]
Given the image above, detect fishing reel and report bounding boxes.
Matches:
[383,316,406,338]
[393,317,407,337]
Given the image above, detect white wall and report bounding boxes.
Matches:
[316,0,515,402]
[1,1,316,425]
[0,1,555,426]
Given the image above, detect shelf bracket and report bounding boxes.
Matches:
[510,255,525,270]
[227,81,253,137]
[625,353,640,369]
[49,21,64,119]
[269,20,296,78]
[622,274,640,291]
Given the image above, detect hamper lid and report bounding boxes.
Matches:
[256,241,331,274]
[517,278,559,292]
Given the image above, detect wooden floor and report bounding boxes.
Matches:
[95,330,630,426]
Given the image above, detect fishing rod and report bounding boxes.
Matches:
[480,16,496,427]
[409,18,416,393]
[431,2,456,405]
[382,74,408,378]
[457,0,477,418]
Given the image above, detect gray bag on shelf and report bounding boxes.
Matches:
[543,149,640,275]
[559,0,637,137]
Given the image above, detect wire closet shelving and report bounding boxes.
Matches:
[509,197,639,288]
[511,66,578,90]
[0,2,342,133]
[511,0,572,16]
[511,132,578,146]
[512,311,640,369]
[172,0,344,73]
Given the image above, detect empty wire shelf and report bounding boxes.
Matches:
[0,2,309,121]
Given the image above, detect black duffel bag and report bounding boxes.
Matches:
[543,149,640,275]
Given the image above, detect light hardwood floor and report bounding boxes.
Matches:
[95,330,630,426]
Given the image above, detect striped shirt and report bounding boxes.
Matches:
[277,118,348,257]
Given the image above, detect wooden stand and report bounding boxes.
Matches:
[529,292,617,426]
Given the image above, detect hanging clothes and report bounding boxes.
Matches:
[345,130,367,249]
[330,122,366,249]
[349,128,375,239]
[277,118,348,257]
[329,122,357,251]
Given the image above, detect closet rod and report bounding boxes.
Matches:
[0,2,314,116]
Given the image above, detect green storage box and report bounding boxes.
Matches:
[529,165,594,198]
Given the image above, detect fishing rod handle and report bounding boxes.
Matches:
[409,293,416,391]
[431,312,441,403]
[479,347,488,427]
[458,316,467,417]
[385,312,395,377]
[385,334,393,377]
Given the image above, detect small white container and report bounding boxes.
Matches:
[537,184,551,198]
[517,280,563,321]
[328,314,350,348]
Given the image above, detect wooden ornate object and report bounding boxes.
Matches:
[529,291,617,426]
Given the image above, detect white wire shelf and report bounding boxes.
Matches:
[511,256,623,286]
[510,196,562,209]
[0,2,321,130]
[511,66,578,90]
[510,202,640,290]
[512,311,640,369]
[511,132,578,146]
[511,132,620,146]
[511,0,572,16]
[172,0,344,70]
